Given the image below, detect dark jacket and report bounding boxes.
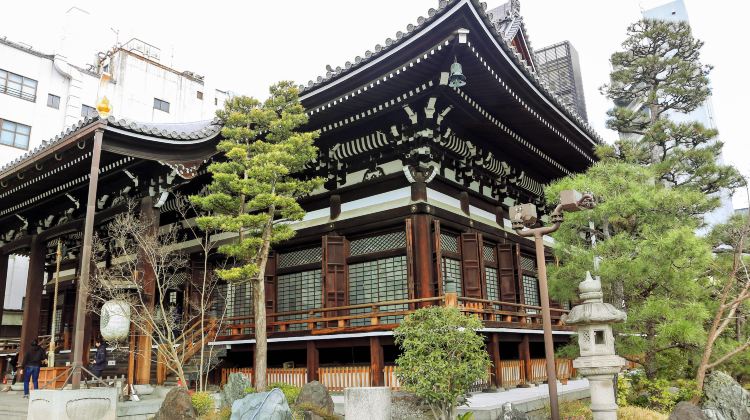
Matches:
[9,353,18,369]
[23,344,46,368]
[93,343,107,369]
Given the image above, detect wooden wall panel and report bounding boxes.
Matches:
[323,235,348,312]
[460,233,482,298]
[498,244,518,310]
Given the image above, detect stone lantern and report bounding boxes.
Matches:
[564,272,626,420]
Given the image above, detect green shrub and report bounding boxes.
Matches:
[617,374,630,407]
[625,373,699,413]
[191,391,215,417]
[394,306,491,419]
[243,386,256,395]
[269,382,301,405]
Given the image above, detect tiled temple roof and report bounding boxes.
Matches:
[0,115,222,175]
[300,0,600,143]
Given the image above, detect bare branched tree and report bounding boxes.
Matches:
[89,198,228,389]
[693,208,750,402]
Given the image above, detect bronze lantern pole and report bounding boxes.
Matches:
[510,190,595,420]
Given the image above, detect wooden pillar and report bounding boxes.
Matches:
[411,215,434,304]
[135,195,159,384]
[127,324,136,389]
[370,337,384,387]
[19,235,45,366]
[488,333,502,388]
[306,341,319,382]
[71,129,103,388]
[519,336,532,384]
[0,253,8,332]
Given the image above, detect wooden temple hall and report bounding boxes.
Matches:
[0,0,601,389]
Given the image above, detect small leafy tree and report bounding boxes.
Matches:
[394,306,490,420]
[191,81,322,391]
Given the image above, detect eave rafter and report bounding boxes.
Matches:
[307,89,545,205]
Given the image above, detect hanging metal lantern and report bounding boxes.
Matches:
[448,57,467,88]
[100,299,131,343]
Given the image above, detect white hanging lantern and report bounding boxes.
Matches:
[100,299,131,342]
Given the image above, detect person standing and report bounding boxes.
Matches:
[22,339,46,398]
[8,353,18,385]
[91,338,107,380]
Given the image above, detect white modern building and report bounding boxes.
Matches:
[0,8,230,318]
[642,0,734,226]
[0,36,230,166]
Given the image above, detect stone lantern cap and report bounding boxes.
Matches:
[563,271,626,325]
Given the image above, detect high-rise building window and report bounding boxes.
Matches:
[196,91,203,100]
[153,98,170,113]
[0,119,31,150]
[81,105,97,117]
[0,69,37,102]
[47,94,61,109]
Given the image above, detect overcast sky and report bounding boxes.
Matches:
[3,0,748,208]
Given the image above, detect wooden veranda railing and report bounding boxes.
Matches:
[216,295,570,339]
[457,296,569,325]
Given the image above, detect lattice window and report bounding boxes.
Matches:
[520,256,536,272]
[522,274,540,314]
[483,245,496,263]
[441,257,462,296]
[485,267,499,302]
[349,231,406,256]
[440,233,459,253]
[348,256,408,326]
[53,308,63,335]
[212,283,253,332]
[277,247,322,269]
[277,269,322,331]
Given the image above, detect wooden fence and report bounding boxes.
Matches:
[220,367,308,387]
[556,359,575,383]
[222,359,575,391]
[498,360,525,388]
[221,367,253,385]
[384,365,400,390]
[319,366,370,391]
[528,359,547,383]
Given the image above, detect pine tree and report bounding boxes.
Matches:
[600,19,743,198]
[191,82,322,390]
[550,19,743,379]
[548,162,713,379]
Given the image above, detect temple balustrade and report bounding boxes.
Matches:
[211,294,571,341]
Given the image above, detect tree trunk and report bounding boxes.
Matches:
[252,205,275,392]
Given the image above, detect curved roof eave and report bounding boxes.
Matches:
[0,115,222,181]
[298,0,601,146]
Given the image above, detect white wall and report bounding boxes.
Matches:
[0,40,229,167]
